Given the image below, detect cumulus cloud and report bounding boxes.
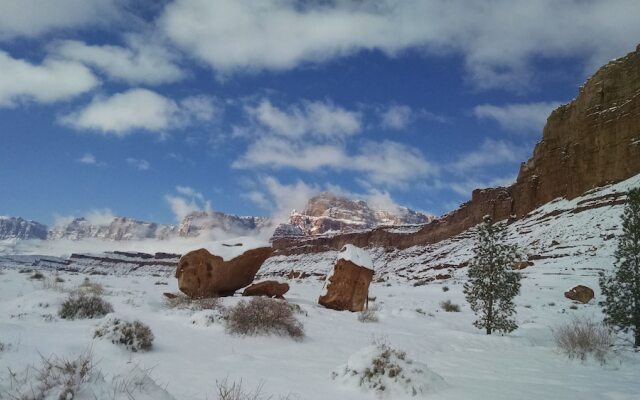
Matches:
[474,102,562,134]
[165,186,211,221]
[234,137,435,185]
[85,208,116,226]
[0,50,99,107]
[52,36,185,85]
[245,99,361,139]
[451,139,528,173]
[159,0,640,90]
[126,157,151,171]
[0,0,122,39]
[60,89,217,135]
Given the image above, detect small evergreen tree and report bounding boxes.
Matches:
[600,187,640,348]
[464,215,521,335]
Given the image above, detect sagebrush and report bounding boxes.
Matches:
[554,317,612,364]
[58,292,113,320]
[440,300,460,312]
[225,297,304,339]
[95,318,154,352]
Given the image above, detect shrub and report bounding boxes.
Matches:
[41,275,65,291]
[164,294,222,311]
[358,305,380,323]
[554,317,612,364]
[225,297,304,339]
[215,378,293,400]
[5,351,95,400]
[77,277,105,295]
[29,271,44,280]
[95,318,154,352]
[440,300,460,312]
[58,292,113,320]
[442,286,450,292]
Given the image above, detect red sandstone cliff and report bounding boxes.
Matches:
[273,44,640,255]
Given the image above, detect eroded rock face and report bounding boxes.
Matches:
[176,247,273,298]
[564,285,595,304]
[318,259,374,312]
[273,44,640,255]
[243,280,290,299]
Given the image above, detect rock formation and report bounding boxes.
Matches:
[243,280,290,299]
[564,285,595,304]
[175,246,273,298]
[318,245,374,312]
[0,217,48,240]
[273,44,640,255]
[273,192,434,239]
[178,211,269,238]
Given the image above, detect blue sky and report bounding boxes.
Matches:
[1,0,639,226]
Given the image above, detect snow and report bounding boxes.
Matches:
[202,236,270,261]
[1,174,640,399]
[338,244,373,270]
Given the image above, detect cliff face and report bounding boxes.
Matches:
[272,192,433,238]
[0,217,48,240]
[272,44,640,255]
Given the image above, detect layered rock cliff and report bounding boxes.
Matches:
[272,44,640,255]
[272,192,433,238]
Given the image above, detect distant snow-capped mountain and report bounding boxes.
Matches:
[177,211,269,237]
[272,192,434,238]
[0,216,48,240]
[47,217,177,241]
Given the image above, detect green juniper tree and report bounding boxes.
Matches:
[600,187,640,348]
[464,215,521,335]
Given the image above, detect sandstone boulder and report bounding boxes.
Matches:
[176,246,273,298]
[243,280,290,299]
[564,285,594,304]
[318,245,374,312]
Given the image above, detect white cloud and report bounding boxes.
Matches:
[0,0,122,39]
[246,99,361,139]
[160,0,640,90]
[165,186,211,221]
[0,50,99,107]
[52,36,185,85]
[381,105,413,130]
[77,153,105,166]
[126,157,151,171]
[234,137,435,185]
[60,89,217,135]
[85,208,116,226]
[447,175,517,197]
[473,102,562,134]
[451,139,527,173]
[254,176,320,223]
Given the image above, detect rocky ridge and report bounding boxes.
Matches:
[0,217,48,240]
[272,44,640,255]
[273,192,433,238]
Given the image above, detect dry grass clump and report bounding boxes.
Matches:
[5,351,94,400]
[164,294,222,311]
[58,292,113,320]
[440,300,461,312]
[225,297,304,339]
[216,378,294,400]
[554,317,612,364]
[358,305,380,323]
[76,277,105,295]
[94,318,154,352]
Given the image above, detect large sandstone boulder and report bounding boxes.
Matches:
[176,244,273,298]
[319,245,374,312]
[243,280,290,299]
[564,285,595,304]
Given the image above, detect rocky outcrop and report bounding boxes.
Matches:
[273,44,640,255]
[0,217,48,240]
[175,247,273,298]
[243,280,290,299]
[318,246,374,312]
[564,285,595,304]
[273,192,433,239]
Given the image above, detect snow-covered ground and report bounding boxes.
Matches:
[1,266,639,399]
[2,174,640,399]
